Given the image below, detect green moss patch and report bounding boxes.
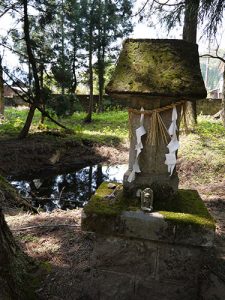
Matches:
[83,182,139,217]
[82,182,140,234]
[155,189,215,229]
[83,183,215,232]
[106,39,206,99]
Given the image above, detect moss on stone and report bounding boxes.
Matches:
[82,182,140,234]
[106,39,206,100]
[155,189,215,229]
[83,183,215,232]
[83,182,139,217]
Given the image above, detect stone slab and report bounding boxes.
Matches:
[87,269,135,300]
[87,235,205,300]
[120,210,175,243]
[91,236,158,278]
[135,278,198,300]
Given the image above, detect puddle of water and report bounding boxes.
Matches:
[9,164,128,212]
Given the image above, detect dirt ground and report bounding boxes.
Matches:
[2,137,225,299]
[0,136,128,178]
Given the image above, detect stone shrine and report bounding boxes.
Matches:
[106,39,206,197]
[81,39,215,300]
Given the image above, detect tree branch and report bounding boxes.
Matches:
[3,70,73,132]
[153,0,185,7]
[0,42,28,60]
[0,3,18,18]
[132,0,150,17]
[200,54,225,64]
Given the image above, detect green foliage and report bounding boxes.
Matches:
[0,108,41,136]
[46,94,83,117]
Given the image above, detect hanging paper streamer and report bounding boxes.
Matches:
[165,106,179,176]
[128,107,146,182]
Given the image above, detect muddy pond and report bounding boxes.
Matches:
[8,164,127,212]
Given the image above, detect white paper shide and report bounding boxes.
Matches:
[128,107,146,182]
[165,106,179,175]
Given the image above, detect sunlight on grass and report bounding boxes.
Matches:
[1,107,129,144]
[179,115,225,184]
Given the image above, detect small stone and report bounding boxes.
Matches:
[108,183,117,189]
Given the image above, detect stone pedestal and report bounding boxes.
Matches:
[82,183,215,300]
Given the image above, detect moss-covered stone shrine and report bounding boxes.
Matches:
[81,39,215,300]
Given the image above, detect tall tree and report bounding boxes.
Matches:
[0,55,4,115]
[18,0,41,138]
[83,0,96,123]
[201,52,225,126]
[139,0,225,124]
[95,0,133,112]
[183,0,200,124]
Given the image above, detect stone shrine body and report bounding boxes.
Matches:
[81,39,215,300]
[106,38,206,198]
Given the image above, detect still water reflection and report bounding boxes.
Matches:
[9,164,128,212]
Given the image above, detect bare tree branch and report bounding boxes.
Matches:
[0,42,28,60]
[200,54,225,64]
[132,0,150,17]
[3,69,73,132]
[0,3,19,18]
[153,0,185,7]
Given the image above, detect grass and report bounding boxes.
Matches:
[0,107,128,145]
[179,115,225,184]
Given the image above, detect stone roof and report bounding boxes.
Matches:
[106,39,207,100]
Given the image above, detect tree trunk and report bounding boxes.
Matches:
[222,68,225,127]
[18,103,36,139]
[88,166,93,195]
[96,164,103,187]
[0,208,35,299]
[61,0,65,96]
[97,38,105,113]
[19,0,41,139]
[0,56,4,115]
[84,10,94,123]
[72,40,77,94]
[183,0,200,126]
[183,0,199,43]
[98,50,104,113]
[40,63,45,124]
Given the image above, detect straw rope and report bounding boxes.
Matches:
[128,100,187,146]
[128,100,186,115]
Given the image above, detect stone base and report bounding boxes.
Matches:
[86,236,203,300]
[82,182,215,300]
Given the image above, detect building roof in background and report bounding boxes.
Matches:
[4,85,27,97]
